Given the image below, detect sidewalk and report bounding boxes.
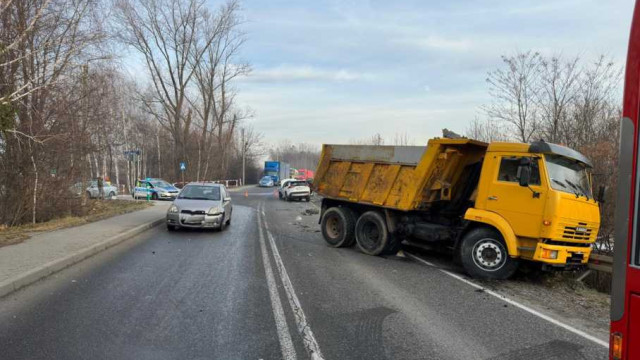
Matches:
[0,202,169,297]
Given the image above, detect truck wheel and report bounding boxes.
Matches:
[459,228,519,280]
[355,211,398,256]
[321,207,356,247]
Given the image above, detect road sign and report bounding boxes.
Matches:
[180,162,186,171]
[123,150,141,156]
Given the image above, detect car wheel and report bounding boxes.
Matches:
[151,193,158,201]
[219,214,227,231]
[278,192,283,200]
[305,196,311,202]
[108,191,115,199]
[86,191,92,199]
[226,210,232,225]
[321,207,357,247]
[167,224,177,231]
[459,228,519,280]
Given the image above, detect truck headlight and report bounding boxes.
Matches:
[208,206,224,215]
[168,205,178,213]
[541,249,558,260]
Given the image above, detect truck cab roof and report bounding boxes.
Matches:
[487,141,592,167]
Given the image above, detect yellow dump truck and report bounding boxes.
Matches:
[314,137,601,279]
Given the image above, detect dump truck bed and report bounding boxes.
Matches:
[314,138,488,212]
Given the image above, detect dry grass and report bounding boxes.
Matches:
[0,200,152,248]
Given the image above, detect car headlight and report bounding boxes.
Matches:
[208,206,224,215]
[168,205,178,213]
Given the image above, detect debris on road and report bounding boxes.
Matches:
[301,208,320,216]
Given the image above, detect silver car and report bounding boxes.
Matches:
[166,183,232,231]
[72,181,118,199]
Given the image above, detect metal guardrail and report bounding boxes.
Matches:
[588,253,613,273]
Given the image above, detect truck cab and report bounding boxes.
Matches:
[469,141,600,272]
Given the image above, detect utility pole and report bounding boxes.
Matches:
[241,127,246,186]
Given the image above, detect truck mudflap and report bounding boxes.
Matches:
[530,241,592,266]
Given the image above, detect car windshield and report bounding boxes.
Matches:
[178,185,221,200]
[261,176,272,181]
[150,180,171,188]
[545,154,593,198]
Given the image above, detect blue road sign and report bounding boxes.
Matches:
[180,162,186,171]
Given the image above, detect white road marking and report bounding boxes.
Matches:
[262,204,325,360]
[257,204,297,360]
[405,252,609,348]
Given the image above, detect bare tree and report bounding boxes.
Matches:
[484,51,541,142]
[465,116,507,142]
[537,55,580,143]
[1,0,105,224]
[350,133,385,145]
[114,0,221,179]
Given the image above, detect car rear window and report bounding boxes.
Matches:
[178,185,221,200]
[291,181,307,187]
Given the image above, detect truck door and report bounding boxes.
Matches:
[484,155,547,238]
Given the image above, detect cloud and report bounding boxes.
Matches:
[394,35,472,52]
[242,65,374,83]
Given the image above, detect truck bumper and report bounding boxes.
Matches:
[531,242,592,266]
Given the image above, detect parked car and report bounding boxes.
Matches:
[282,180,311,202]
[259,176,275,187]
[72,181,118,199]
[133,178,180,200]
[278,178,297,199]
[166,183,232,231]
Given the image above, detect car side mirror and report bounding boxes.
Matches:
[518,158,531,187]
[597,185,606,203]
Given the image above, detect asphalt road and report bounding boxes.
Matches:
[0,186,608,359]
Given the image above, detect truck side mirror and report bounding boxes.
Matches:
[597,185,606,203]
[518,158,531,187]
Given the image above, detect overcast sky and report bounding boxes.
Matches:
[231,0,634,147]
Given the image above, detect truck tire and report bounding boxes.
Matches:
[459,228,519,280]
[355,211,398,256]
[321,207,357,247]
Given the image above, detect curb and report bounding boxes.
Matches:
[0,217,164,299]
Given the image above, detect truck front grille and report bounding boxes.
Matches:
[562,223,593,241]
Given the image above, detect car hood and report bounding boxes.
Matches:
[157,186,179,192]
[173,199,221,211]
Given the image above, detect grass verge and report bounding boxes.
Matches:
[0,200,153,248]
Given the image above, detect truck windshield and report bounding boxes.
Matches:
[265,171,277,176]
[545,154,592,198]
